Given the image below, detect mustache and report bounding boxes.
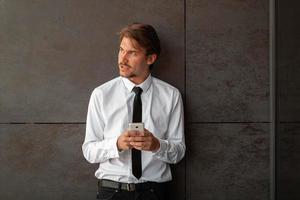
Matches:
[119,63,131,68]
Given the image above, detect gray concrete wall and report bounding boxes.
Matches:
[0,1,185,199]
[186,1,270,199]
[2,0,297,200]
[277,1,300,199]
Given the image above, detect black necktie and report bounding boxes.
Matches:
[132,87,143,179]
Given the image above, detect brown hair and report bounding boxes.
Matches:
[119,23,161,70]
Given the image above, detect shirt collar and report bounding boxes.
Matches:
[121,74,152,93]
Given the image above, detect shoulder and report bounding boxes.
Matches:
[91,76,122,97]
[152,77,181,96]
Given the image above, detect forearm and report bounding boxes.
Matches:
[154,92,186,164]
[154,138,186,164]
[82,137,119,164]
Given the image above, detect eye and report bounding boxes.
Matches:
[129,51,137,56]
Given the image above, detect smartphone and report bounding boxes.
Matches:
[128,123,144,132]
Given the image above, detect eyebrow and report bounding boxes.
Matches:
[120,46,139,53]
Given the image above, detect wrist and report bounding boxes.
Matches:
[116,137,122,151]
[152,138,160,153]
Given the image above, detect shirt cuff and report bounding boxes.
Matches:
[153,138,168,158]
[104,137,120,159]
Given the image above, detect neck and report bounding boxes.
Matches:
[129,72,150,85]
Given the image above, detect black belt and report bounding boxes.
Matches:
[98,179,168,192]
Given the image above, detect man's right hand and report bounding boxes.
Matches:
[117,130,139,151]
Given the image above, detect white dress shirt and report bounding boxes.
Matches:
[82,74,185,183]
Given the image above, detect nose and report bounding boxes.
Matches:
[119,51,128,63]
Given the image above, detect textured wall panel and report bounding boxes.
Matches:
[0,124,98,200]
[277,0,300,122]
[278,124,300,200]
[277,1,300,199]
[0,0,185,122]
[169,160,186,200]
[186,0,269,122]
[186,123,269,200]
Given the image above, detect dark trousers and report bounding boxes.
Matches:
[97,181,170,200]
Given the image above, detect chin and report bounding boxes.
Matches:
[119,69,134,77]
[119,72,130,78]
[120,74,128,78]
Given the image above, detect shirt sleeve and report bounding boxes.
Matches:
[82,89,119,164]
[153,90,186,164]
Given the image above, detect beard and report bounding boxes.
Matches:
[119,63,137,78]
[120,72,136,78]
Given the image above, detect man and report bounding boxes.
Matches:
[82,23,185,200]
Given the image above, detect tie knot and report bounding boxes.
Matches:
[132,87,143,95]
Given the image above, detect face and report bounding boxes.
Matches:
[118,37,156,84]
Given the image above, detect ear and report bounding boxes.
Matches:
[146,54,157,65]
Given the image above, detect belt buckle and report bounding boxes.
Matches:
[126,183,136,191]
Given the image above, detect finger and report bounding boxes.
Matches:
[132,144,145,151]
[127,130,139,137]
[124,131,131,137]
[124,136,135,142]
[131,142,152,151]
[134,131,146,137]
[138,131,147,137]
[122,137,133,145]
[135,144,151,151]
[121,137,130,143]
[130,141,143,148]
[129,136,147,142]
[133,146,143,151]
[143,129,153,136]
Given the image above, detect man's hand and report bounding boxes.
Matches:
[117,130,134,151]
[128,128,160,152]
